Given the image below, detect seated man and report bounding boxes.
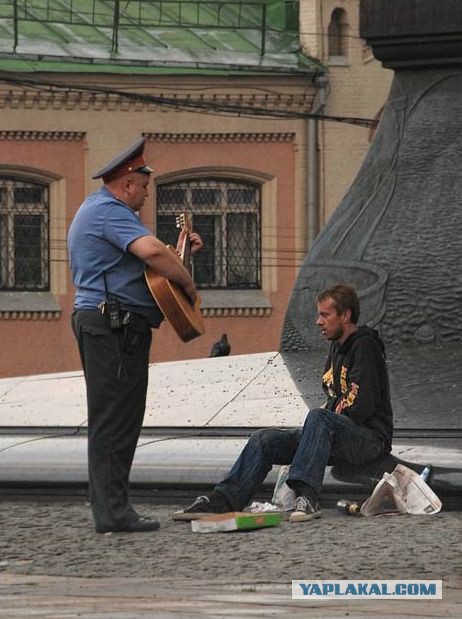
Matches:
[176,284,393,523]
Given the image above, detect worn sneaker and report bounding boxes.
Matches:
[289,496,322,523]
[171,493,230,521]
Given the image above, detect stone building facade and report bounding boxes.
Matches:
[0,1,392,377]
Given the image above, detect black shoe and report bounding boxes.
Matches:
[171,493,230,521]
[289,496,322,523]
[122,516,160,532]
[97,516,160,534]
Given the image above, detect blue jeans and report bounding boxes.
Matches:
[215,408,385,510]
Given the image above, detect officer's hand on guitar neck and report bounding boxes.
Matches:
[176,230,204,255]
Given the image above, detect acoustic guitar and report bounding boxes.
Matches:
[144,213,205,342]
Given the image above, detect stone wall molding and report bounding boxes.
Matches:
[0,311,60,320]
[145,132,295,143]
[0,163,62,183]
[0,88,313,113]
[0,130,85,141]
[154,165,275,185]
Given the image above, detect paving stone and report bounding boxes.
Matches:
[0,500,460,617]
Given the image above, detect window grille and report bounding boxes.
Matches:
[0,178,49,291]
[156,178,261,289]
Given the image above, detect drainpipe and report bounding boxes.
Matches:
[307,75,328,249]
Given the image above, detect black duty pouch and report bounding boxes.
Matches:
[106,299,124,330]
[101,271,126,330]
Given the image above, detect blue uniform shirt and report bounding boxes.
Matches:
[68,186,163,326]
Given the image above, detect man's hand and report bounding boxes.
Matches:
[334,382,359,414]
[189,232,204,254]
[176,230,204,255]
[182,281,198,305]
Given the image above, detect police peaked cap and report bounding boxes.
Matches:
[92,137,153,183]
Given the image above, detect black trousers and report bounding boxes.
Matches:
[72,309,152,532]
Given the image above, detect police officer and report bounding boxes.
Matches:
[68,137,203,533]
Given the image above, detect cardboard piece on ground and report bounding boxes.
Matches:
[191,511,281,533]
[171,506,288,522]
[360,464,442,516]
[171,510,211,521]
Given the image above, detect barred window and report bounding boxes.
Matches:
[0,178,49,291]
[156,179,261,289]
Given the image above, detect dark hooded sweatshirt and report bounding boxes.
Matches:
[322,326,393,452]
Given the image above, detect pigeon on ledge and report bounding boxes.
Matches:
[209,334,231,357]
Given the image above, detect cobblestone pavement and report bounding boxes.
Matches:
[1,500,461,618]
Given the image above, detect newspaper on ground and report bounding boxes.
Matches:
[360,463,442,516]
[247,501,282,513]
[271,464,296,511]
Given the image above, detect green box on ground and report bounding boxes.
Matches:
[191,511,281,533]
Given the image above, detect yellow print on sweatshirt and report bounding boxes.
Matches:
[340,365,348,394]
[322,366,336,398]
[340,365,359,409]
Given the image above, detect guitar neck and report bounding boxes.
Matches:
[181,236,192,273]
[178,212,193,273]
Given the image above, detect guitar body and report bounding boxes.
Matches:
[145,246,205,342]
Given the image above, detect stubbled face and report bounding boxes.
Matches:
[316,298,347,342]
[124,173,150,211]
